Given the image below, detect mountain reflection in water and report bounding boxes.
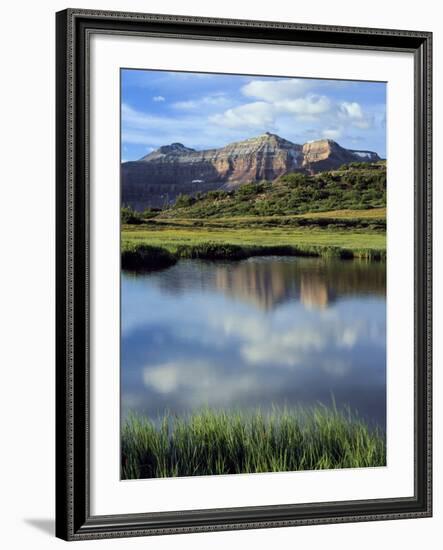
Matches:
[121,256,386,428]
[132,256,385,310]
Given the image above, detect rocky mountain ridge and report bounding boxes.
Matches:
[122,132,381,210]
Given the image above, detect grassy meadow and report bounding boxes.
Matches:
[121,208,386,268]
[122,216,386,251]
[121,406,386,479]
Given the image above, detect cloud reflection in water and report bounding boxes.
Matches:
[121,257,386,427]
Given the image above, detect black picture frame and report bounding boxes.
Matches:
[55,8,432,541]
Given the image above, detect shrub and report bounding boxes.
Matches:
[279,172,307,188]
[121,206,143,224]
[174,193,195,208]
[176,242,248,261]
[121,243,177,271]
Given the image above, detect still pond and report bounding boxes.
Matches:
[121,256,386,428]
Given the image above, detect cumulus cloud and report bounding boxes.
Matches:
[214,82,374,137]
[338,101,373,129]
[340,101,363,119]
[210,101,276,129]
[210,94,332,130]
[242,78,313,101]
[122,74,385,157]
[275,94,331,116]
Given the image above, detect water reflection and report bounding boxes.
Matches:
[121,257,386,428]
[128,256,386,310]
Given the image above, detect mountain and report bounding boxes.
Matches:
[301,140,379,171]
[121,132,381,211]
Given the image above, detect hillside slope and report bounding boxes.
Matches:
[157,162,386,219]
[121,133,381,210]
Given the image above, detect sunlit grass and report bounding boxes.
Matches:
[294,207,386,219]
[156,207,386,224]
[121,405,386,479]
[121,223,386,264]
[121,206,386,264]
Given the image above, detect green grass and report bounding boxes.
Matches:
[121,205,386,267]
[294,207,386,219]
[151,213,386,231]
[121,406,386,479]
[122,222,386,265]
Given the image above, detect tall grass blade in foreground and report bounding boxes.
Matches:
[121,406,386,479]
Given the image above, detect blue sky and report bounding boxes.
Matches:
[121,69,386,162]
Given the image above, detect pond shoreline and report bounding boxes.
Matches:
[121,241,386,271]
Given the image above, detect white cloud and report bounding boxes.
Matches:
[275,94,331,116]
[173,94,230,110]
[340,101,363,119]
[242,78,313,101]
[210,101,276,129]
[144,363,180,393]
[338,101,373,130]
[152,95,165,102]
[122,74,384,155]
[322,127,343,140]
[210,94,331,131]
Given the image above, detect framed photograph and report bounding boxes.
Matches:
[55,9,432,541]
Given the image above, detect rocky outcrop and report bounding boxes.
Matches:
[122,133,380,210]
[302,139,380,173]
